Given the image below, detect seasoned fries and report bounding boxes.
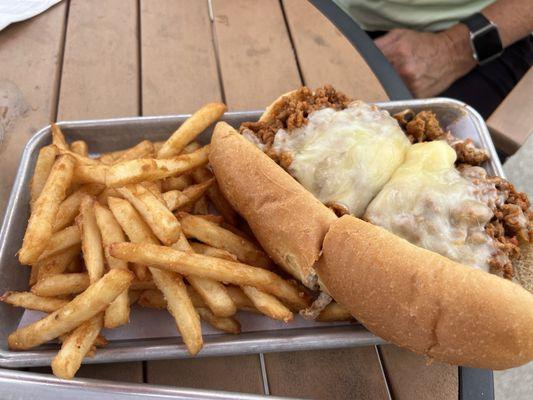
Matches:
[106,146,209,187]
[8,269,133,350]
[20,155,75,265]
[110,242,308,309]
[30,145,59,206]
[1,291,69,313]
[77,196,105,283]
[157,103,226,158]
[52,314,104,379]
[179,213,272,269]
[2,101,354,379]
[94,203,130,328]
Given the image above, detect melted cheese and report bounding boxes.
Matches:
[272,101,410,216]
[364,141,496,271]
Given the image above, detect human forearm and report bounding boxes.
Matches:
[483,0,533,47]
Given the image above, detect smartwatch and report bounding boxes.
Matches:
[460,13,503,66]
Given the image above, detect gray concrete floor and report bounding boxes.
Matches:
[495,362,533,400]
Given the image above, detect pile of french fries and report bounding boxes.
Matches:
[1,103,352,379]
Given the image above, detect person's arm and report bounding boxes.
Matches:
[375,0,533,98]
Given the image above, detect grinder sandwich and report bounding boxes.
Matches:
[209,86,533,369]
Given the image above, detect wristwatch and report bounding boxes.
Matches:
[460,13,503,66]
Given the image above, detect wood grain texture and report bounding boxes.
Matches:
[282,0,388,102]
[57,0,139,119]
[0,2,66,220]
[487,67,533,155]
[140,0,221,115]
[146,355,264,394]
[264,347,390,399]
[379,344,458,400]
[212,0,302,110]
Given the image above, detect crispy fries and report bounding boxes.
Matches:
[161,175,194,191]
[19,155,75,265]
[94,203,130,328]
[196,308,241,334]
[34,246,81,281]
[31,272,89,297]
[51,123,69,151]
[179,213,272,269]
[77,196,105,283]
[241,285,293,322]
[117,184,181,245]
[106,146,209,187]
[37,225,81,261]
[51,313,103,379]
[30,145,58,206]
[163,179,214,211]
[110,242,308,309]
[114,140,154,163]
[53,184,105,232]
[73,164,108,185]
[0,291,69,313]
[70,140,88,157]
[8,269,133,350]
[157,103,226,158]
[317,302,354,322]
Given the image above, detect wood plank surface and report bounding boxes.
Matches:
[282,0,388,102]
[0,2,66,219]
[211,0,302,110]
[264,347,390,399]
[379,344,458,400]
[29,0,143,382]
[146,355,264,394]
[140,0,221,115]
[57,0,139,119]
[487,67,533,155]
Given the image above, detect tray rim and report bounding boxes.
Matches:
[0,98,503,368]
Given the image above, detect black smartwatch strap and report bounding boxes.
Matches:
[461,13,491,33]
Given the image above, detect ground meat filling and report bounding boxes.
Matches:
[241,86,530,278]
[239,85,350,161]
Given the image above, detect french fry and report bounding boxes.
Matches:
[317,302,354,322]
[106,146,210,187]
[130,280,157,290]
[51,123,69,151]
[8,269,133,350]
[141,181,166,205]
[0,291,69,313]
[117,184,181,245]
[77,196,105,283]
[29,265,39,286]
[96,186,122,206]
[107,197,202,354]
[152,140,165,153]
[224,285,256,312]
[110,242,308,310]
[179,213,271,269]
[37,225,80,261]
[193,196,209,215]
[192,214,224,225]
[196,307,241,334]
[58,147,99,165]
[138,290,240,334]
[161,175,194,191]
[31,272,89,297]
[93,334,108,347]
[128,289,142,306]
[163,179,214,211]
[20,155,75,265]
[191,167,238,225]
[73,164,108,185]
[70,140,88,157]
[114,140,154,163]
[53,184,105,232]
[30,145,58,207]
[181,141,201,154]
[172,234,237,317]
[94,203,130,328]
[51,313,103,379]
[241,285,293,322]
[191,243,290,321]
[34,246,80,282]
[157,103,226,158]
[65,255,83,273]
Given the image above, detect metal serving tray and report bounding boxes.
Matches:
[0,98,503,368]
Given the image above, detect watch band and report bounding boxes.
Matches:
[461,13,491,34]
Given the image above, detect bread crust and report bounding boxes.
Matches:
[209,121,337,288]
[317,215,533,369]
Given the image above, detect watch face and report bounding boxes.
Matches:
[474,26,503,63]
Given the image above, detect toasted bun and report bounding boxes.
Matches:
[316,215,533,369]
[209,121,337,288]
[258,90,301,123]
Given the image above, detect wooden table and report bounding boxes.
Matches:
[0,1,457,398]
